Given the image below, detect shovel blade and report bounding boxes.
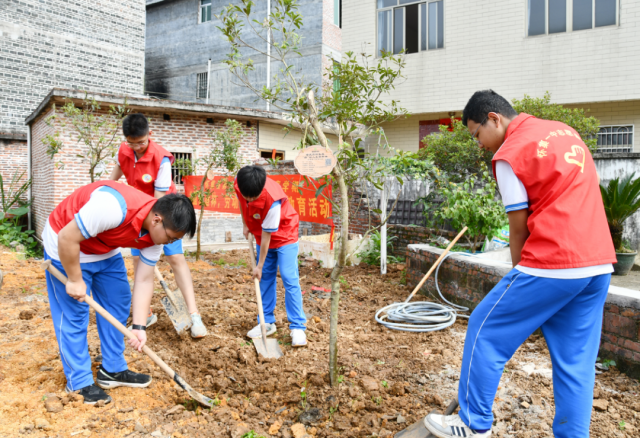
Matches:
[254,337,284,359]
[394,417,433,438]
[161,296,192,335]
[395,398,459,438]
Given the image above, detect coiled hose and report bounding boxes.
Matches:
[375,251,511,332]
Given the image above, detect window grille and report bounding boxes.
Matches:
[596,126,633,153]
[172,152,193,185]
[196,72,208,99]
[382,199,426,226]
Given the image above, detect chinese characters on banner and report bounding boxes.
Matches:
[182,175,334,226]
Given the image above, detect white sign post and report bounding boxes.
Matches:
[380,183,388,275]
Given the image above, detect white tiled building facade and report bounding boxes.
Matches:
[342,0,640,154]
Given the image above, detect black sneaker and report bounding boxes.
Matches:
[66,383,112,405]
[96,365,152,389]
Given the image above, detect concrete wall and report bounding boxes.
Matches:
[145,0,342,108]
[595,153,640,251]
[342,0,640,114]
[0,0,146,137]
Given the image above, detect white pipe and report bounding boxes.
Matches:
[206,58,211,104]
[266,0,271,111]
[27,125,32,231]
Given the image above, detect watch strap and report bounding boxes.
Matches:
[131,324,146,331]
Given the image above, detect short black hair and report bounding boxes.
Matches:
[151,194,197,239]
[236,165,267,198]
[462,90,518,127]
[122,113,149,138]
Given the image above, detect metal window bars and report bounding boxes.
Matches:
[171,152,192,185]
[597,125,633,153]
[196,72,208,99]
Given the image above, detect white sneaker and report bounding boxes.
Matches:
[247,323,277,339]
[424,413,491,438]
[291,329,307,347]
[190,313,207,338]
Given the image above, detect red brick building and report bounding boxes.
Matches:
[24,89,340,247]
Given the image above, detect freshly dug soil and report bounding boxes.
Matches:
[0,248,638,437]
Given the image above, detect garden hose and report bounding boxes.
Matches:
[375,252,511,332]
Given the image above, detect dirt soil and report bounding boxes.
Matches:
[0,247,639,437]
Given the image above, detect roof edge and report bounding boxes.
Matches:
[24,88,290,126]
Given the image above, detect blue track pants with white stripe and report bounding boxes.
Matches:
[44,251,131,391]
[458,269,610,438]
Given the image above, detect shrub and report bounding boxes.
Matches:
[511,92,600,152]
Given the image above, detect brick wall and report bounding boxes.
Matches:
[0,0,145,136]
[0,138,28,199]
[601,299,640,379]
[387,224,461,259]
[406,245,640,379]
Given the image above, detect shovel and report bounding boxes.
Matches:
[41,260,215,408]
[247,235,283,359]
[395,397,459,438]
[154,266,192,335]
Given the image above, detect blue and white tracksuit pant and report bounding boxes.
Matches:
[256,242,306,330]
[458,269,611,438]
[44,251,131,391]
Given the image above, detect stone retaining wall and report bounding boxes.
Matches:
[406,244,640,379]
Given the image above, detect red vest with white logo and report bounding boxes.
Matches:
[48,181,157,254]
[118,140,177,196]
[234,177,299,248]
[492,114,616,269]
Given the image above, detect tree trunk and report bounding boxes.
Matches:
[610,224,624,252]
[305,90,347,387]
[328,168,349,387]
[195,176,208,261]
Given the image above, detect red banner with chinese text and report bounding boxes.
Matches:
[182,175,334,226]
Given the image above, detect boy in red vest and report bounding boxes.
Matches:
[109,114,207,338]
[424,90,616,438]
[43,181,196,405]
[234,165,307,347]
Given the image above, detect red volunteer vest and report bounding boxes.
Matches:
[49,181,157,255]
[492,114,616,269]
[118,140,177,196]
[234,178,299,249]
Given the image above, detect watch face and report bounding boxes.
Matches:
[142,174,153,183]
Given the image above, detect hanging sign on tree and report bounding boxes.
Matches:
[294,145,337,178]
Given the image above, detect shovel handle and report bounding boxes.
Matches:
[248,235,270,348]
[405,227,467,303]
[41,260,176,380]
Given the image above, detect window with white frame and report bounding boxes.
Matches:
[377,0,443,56]
[200,0,212,23]
[196,72,208,99]
[596,125,633,153]
[527,0,618,36]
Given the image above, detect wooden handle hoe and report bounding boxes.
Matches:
[404,227,468,304]
[41,260,215,408]
[247,235,283,359]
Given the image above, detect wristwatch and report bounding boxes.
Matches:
[131,324,146,331]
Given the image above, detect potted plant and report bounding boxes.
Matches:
[600,173,640,276]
